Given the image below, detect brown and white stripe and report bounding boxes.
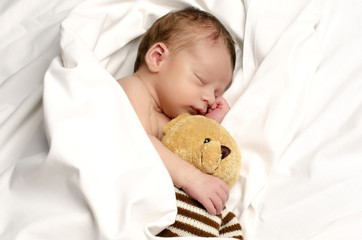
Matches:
[157,187,243,239]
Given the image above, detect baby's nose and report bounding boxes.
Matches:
[202,92,215,106]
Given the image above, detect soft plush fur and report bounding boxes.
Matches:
[157,113,243,239]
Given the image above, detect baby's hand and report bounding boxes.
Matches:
[182,168,229,215]
[205,96,230,123]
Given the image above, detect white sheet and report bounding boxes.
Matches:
[226,0,362,239]
[1,0,362,239]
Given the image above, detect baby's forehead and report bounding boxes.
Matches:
[171,30,226,53]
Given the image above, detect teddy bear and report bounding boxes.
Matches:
[157,113,243,239]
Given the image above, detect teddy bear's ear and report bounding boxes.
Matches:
[162,113,191,135]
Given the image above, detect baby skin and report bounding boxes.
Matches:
[118,36,233,215]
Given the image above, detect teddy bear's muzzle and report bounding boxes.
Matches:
[201,143,232,174]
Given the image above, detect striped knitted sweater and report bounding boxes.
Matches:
[157,187,243,239]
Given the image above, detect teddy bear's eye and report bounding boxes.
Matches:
[204,138,211,143]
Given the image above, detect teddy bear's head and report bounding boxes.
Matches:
[162,113,241,188]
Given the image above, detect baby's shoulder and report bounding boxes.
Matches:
[117,76,147,95]
[118,76,150,103]
[117,76,163,137]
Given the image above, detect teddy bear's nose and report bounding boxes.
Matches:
[221,145,231,159]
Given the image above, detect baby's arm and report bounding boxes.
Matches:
[149,135,229,215]
[118,78,228,214]
[205,96,230,123]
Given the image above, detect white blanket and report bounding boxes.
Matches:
[1,0,362,239]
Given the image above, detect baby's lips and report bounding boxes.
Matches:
[192,106,207,115]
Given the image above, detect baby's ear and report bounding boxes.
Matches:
[145,42,169,72]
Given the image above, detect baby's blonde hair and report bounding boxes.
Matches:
[134,7,236,72]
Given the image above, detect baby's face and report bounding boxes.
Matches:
[157,37,233,118]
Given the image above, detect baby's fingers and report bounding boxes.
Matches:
[220,180,230,201]
[217,187,229,206]
[209,102,218,110]
[202,199,217,215]
[212,194,224,215]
